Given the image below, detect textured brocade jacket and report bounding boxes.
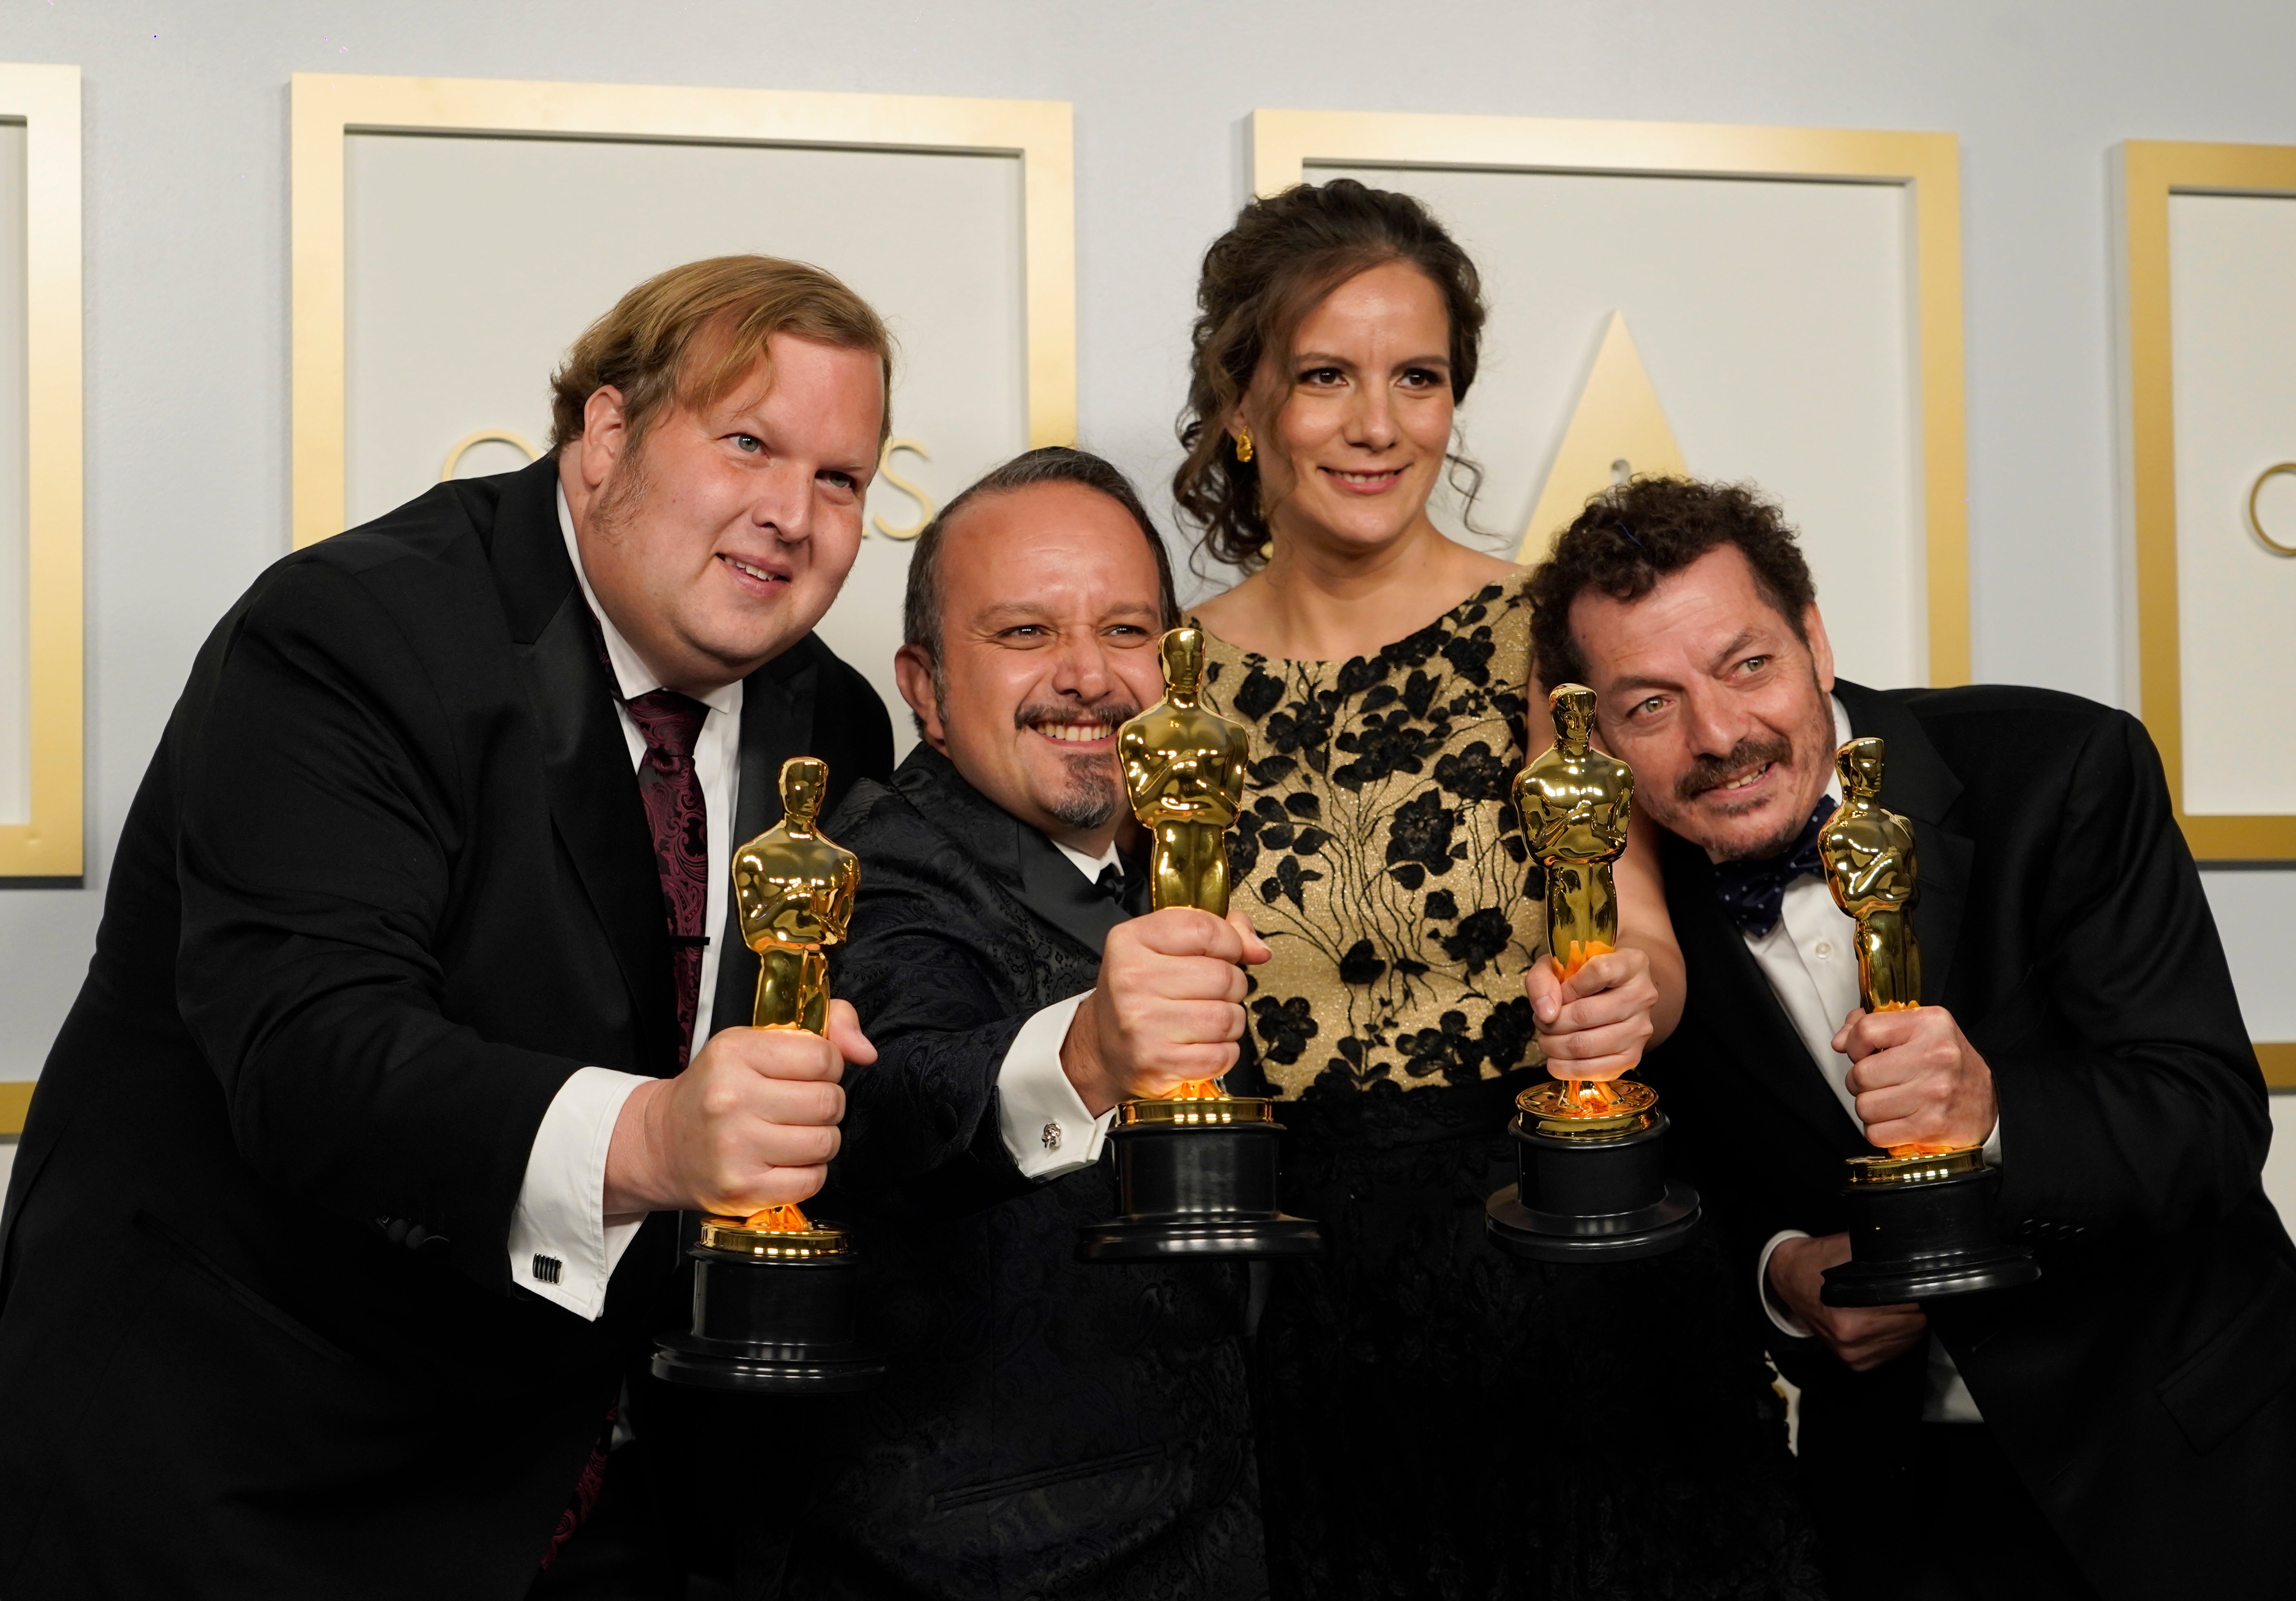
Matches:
[1644,678,2296,1601]
[796,743,1268,1601]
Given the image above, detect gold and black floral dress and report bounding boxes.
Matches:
[1202,581,1544,1096]
[1199,579,1821,1601]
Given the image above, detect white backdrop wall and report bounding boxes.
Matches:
[1,0,2294,1082]
[343,130,1034,743]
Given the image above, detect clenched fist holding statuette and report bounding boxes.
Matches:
[1512,683,1654,1124]
[652,756,883,1392]
[1485,685,1699,1262]
[1078,628,1320,1262]
[1815,737,2037,1307]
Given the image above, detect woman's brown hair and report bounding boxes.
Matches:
[1172,179,1489,570]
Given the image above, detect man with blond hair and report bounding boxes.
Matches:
[0,257,896,1597]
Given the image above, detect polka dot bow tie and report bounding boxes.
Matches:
[1711,794,1839,938]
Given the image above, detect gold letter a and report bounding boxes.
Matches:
[1515,313,1687,562]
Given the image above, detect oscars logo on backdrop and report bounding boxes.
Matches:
[2249,461,2296,557]
[441,430,540,480]
[1516,313,1688,561]
[437,430,939,543]
[870,439,935,541]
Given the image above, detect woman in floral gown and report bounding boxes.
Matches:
[1176,179,1823,1600]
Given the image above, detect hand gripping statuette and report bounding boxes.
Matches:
[1485,685,1700,1262]
[1819,737,1923,1025]
[1816,737,2036,1307]
[1078,628,1320,1262]
[652,756,884,1392]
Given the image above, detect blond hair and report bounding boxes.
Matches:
[548,255,894,453]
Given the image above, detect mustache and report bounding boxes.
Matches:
[1676,733,1794,802]
[1011,699,1140,734]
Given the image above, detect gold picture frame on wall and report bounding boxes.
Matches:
[1250,109,1971,687]
[290,72,1076,549]
[2120,139,2296,863]
[0,63,82,883]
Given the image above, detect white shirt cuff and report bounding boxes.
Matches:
[1982,1117,2002,1166]
[997,993,1115,1180]
[507,1065,652,1320]
[1757,1228,1817,1340]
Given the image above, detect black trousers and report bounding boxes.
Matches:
[1810,1422,2098,1601]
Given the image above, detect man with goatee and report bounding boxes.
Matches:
[786,447,1272,1599]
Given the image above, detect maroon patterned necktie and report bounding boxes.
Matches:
[624,689,711,1065]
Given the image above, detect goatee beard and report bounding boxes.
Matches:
[1046,764,1122,831]
[1016,698,1139,833]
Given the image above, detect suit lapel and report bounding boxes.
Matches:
[1016,833,1128,955]
[707,643,821,1039]
[897,745,1122,961]
[1662,828,1868,1151]
[499,475,678,1072]
[1834,680,1973,1010]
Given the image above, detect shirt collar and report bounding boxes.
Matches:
[1823,693,1850,807]
[1053,837,1122,886]
[557,480,741,717]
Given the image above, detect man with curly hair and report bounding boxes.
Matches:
[1525,475,2294,1601]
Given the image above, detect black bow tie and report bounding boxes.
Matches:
[1095,856,1152,918]
[1712,795,1839,937]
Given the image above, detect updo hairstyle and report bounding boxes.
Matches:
[1172,178,1489,570]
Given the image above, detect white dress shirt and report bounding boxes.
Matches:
[503,483,745,1320]
[1746,697,1995,1424]
[994,840,1122,1179]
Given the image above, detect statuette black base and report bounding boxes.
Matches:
[1079,1102,1321,1262]
[1820,1160,2040,1307]
[1485,1103,1701,1263]
[651,1231,883,1394]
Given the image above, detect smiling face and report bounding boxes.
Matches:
[1237,260,1456,559]
[1568,544,1839,863]
[895,480,1169,854]
[566,331,885,694]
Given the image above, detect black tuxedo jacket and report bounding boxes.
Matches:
[785,744,1266,1601]
[1644,679,2296,1600]
[0,456,891,1599]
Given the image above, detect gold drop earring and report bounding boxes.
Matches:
[1235,425,1254,464]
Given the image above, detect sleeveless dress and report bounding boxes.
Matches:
[1199,579,1822,1601]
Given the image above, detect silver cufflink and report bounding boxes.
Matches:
[1041,1121,1063,1151]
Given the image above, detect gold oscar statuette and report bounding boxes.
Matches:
[1512,684,1658,1129]
[1081,627,1320,1260]
[697,755,860,1258]
[653,751,884,1392]
[1118,626,1254,1111]
[1482,682,1700,1260]
[1819,737,1972,1171]
[1810,735,2035,1305]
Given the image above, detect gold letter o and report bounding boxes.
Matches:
[440,429,541,482]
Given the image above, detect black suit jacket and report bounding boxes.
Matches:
[787,744,1266,1601]
[1644,679,2296,1600]
[0,456,891,1599]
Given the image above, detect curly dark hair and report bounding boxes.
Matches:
[1172,179,1489,570]
[1525,477,1818,691]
